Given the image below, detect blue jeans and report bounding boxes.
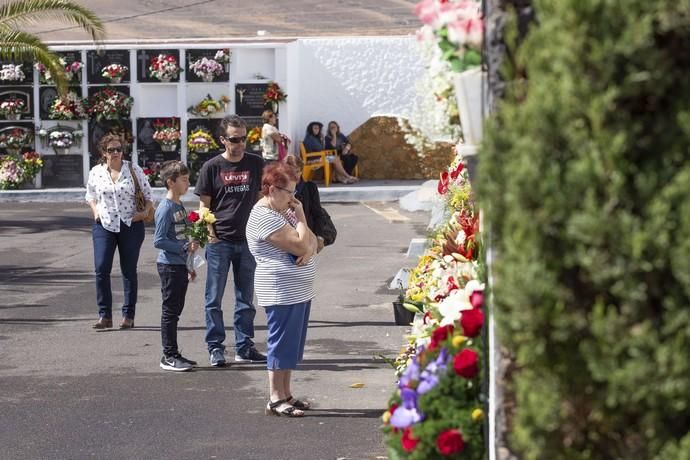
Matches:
[92,220,145,320]
[204,240,257,354]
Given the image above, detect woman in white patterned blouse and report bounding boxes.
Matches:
[85,134,153,330]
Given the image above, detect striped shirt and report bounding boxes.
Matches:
[246,205,316,307]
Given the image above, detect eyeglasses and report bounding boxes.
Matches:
[274,185,296,196]
[106,147,123,153]
[222,135,247,144]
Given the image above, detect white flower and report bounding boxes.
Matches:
[464,279,485,295]
[437,289,473,326]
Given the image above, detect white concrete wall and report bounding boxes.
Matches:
[287,36,423,148]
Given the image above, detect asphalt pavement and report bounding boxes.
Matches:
[0,200,428,460]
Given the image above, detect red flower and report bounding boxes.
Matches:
[188,210,200,223]
[450,162,465,180]
[429,324,454,350]
[401,427,419,453]
[436,429,465,456]
[469,290,484,308]
[390,403,399,415]
[454,348,479,379]
[446,276,459,293]
[460,308,484,338]
[143,168,153,175]
[437,171,449,195]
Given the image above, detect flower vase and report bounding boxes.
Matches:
[194,146,209,154]
[109,77,122,84]
[160,143,176,152]
[202,75,214,83]
[271,102,278,113]
[158,76,172,83]
[54,147,70,155]
[393,299,415,326]
[6,113,21,120]
[453,67,488,145]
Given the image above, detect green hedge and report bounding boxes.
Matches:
[478,0,690,458]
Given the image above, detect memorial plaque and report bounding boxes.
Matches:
[88,119,133,165]
[41,154,84,188]
[38,51,83,86]
[86,49,131,84]
[136,117,181,157]
[185,49,229,83]
[136,49,181,83]
[137,150,180,168]
[39,86,82,120]
[0,87,33,120]
[235,83,269,117]
[0,60,33,86]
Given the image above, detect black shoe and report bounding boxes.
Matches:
[174,353,197,366]
[235,348,267,363]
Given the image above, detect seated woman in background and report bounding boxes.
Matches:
[303,121,358,184]
[324,120,358,177]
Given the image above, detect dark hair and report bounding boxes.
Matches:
[218,114,247,137]
[97,133,124,160]
[261,161,300,196]
[159,160,189,189]
[305,121,323,138]
[327,121,340,133]
[261,110,275,124]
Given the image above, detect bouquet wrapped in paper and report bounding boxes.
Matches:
[183,208,217,274]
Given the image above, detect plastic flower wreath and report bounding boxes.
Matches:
[87,88,134,122]
[415,0,484,72]
[187,127,219,154]
[101,64,128,81]
[148,54,182,81]
[0,97,26,117]
[152,118,181,145]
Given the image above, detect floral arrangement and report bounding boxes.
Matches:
[189,57,224,80]
[246,126,261,145]
[101,64,128,82]
[415,0,483,72]
[152,118,181,146]
[382,154,486,459]
[0,96,26,118]
[0,128,33,150]
[87,88,134,122]
[187,127,219,154]
[148,54,182,81]
[0,64,26,82]
[0,151,42,189]
[263,81,287,105]
[47,129,83,149]
[35,58,83,84]
[143,162,162,187]
[188,94,230,117]
[49,91,88,120]
[184,208,217,247]
[214,49,231,65]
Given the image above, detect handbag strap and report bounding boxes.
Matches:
[128,161,143,195]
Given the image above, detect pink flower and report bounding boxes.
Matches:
[414,0,442,28]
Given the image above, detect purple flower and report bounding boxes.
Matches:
[390,388,424,428]
[398,360,420,389]
[417,373,439,394]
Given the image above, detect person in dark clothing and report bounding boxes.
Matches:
[303,121,357,184]
[325,120,358,177]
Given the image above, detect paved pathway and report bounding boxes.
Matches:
[0,201,427,459]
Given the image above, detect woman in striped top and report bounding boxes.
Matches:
[246,162,318,417]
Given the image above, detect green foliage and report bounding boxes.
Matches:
[478,0,690,458]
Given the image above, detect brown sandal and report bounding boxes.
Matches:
[287,395,311,410]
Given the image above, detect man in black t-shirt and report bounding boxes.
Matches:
[195,115,266,366]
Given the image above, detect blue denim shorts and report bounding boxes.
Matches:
[265,301,311,370]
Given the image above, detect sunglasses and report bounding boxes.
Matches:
[221,135,247,144]
[274,185,296,196]
[106,147,123,153]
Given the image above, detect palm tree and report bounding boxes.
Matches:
[0,0,105,94]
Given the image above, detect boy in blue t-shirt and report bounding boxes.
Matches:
[153,161,199,372]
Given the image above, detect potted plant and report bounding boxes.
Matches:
[246,126,262,152]
[189,57,224,82]
[36,58,84,85]
[0,64,26,82]
[101,64,128,84]
[214,49,231,72]
[187,127,219,156]
[87,88,134,122]
[0,128,33,155]
[152,118,181,151]
[148,54,182,82]
[187,94,230,117]
[48,91,88,120]
[393,287,417,326]
[263,81,287,113]
[0,96,27,120]
[0,151,43,190]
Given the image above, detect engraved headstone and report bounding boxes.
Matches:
[235,83,269,117]
[41,154,84,188]
[86,49,131,84]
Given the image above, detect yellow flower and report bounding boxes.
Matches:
[472,408,483,422]
[452,335,466,348]
[382,411,392,424]
[200,208,216,224]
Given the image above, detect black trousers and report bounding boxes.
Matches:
[157,263,189,357]
[341,153,359,176]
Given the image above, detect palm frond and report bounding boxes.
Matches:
[0,29,69,94]
[0,0,105,42]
